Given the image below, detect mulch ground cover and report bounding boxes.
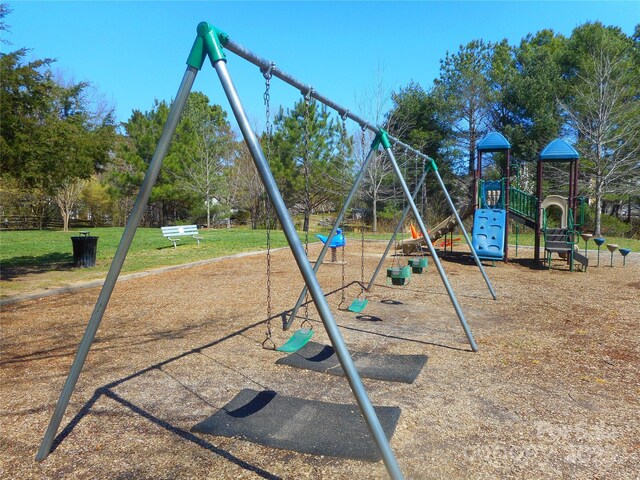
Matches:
[1,242,638,479]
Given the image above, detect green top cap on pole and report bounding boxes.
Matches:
[187,22,229,69]
[425,157,438,172]
[371,129,391,151]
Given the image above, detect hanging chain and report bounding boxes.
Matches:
[262,64,275,350]
[418,154,425,248]
[421,155,427,229]
[359,127,366,296]
[399,148,407,262]
[301,90,313,329]
[339,112,348,307]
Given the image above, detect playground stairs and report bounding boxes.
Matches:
[544,228,588,271]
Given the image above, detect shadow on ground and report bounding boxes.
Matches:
[1,252,74,281]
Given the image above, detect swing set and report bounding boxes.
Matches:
[36,22,497,480]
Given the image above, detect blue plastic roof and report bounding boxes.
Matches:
[540,139,579,161]
[476,132,511,152]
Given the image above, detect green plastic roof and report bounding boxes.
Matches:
[540,139,579,161]
[477,132,511,152]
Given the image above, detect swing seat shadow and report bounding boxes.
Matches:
[380,299,403,305]
[356,314,383,322]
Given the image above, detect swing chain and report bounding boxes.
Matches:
[359,127,366,296]
[261,63,274,136]
[301,90,313,330]
[339,112,348,307]
[262,65,275,350]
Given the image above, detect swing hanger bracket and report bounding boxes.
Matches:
[302,88,314,102]
[425,157,438,172]
[260,62,276,80]
[371,129,391,151]
[187,22,229,70]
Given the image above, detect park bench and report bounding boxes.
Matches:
[161,225,204,249]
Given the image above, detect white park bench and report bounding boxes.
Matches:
[161,225,204,249]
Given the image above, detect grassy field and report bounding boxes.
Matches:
[1,224,637,299]
[0,227,299,298]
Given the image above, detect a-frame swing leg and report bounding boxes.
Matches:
[36,67,199,462]
[208,30,404,479]
[429,159,497,300]
[381,133,479,352]
[367,164,429,290]
[283,143,378,331]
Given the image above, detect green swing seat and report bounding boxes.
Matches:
[408,257,428,274]
[276,328,314,353]
[387,265,412,286]
[347,297,369,313]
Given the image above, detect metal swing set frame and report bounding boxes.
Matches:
[36,22,496,480]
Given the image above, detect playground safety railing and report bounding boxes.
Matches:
[542,209,579,245]
[575,196,588,229]
[509,186,537,222]
[567,208,579,245]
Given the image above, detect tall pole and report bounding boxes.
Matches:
[474,151,483,210]
[535,159,544,264]
[284,144,378,330]
[504,149,511,262]
[36,67,199,462]
[205,24,403,479]
[381,133,478,352]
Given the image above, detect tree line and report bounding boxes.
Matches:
[1,4,638,236]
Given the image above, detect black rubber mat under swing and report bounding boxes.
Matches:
[275,341,427,384]
[191,388,401,462]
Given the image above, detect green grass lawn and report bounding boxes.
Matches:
[1,225,637,299]
[0,227,304,298]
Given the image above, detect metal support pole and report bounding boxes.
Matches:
[212,56,404,480]
[504,150,511,262]
[430,166,497,300]
[284,145,378,330]
[367,166,429,290]
[36,67,199,462]
[383,141,478,352]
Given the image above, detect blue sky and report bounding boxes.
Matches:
[3,1,638,133]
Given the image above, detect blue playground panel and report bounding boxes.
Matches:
[472,209,506,260]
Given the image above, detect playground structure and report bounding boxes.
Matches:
[472,132,512,263]
[534,139,588,271]
[398,132,514,264]
[34,22,500,480]
[470,132,591,271]
[472,133,631,271]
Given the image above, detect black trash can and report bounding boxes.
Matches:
[71,231,99,268]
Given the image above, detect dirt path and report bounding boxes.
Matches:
[1,243,638,479]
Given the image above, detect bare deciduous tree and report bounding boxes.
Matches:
[562,30,640,235]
